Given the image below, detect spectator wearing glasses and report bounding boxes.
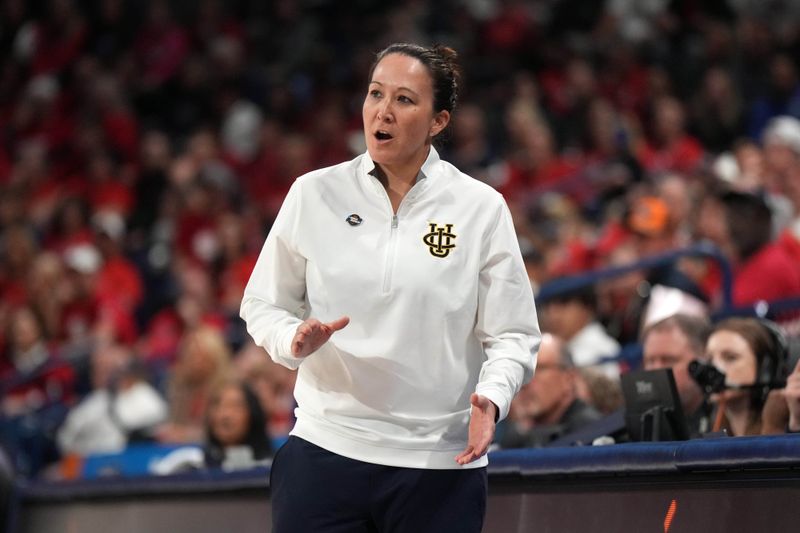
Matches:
[500,333,600,449]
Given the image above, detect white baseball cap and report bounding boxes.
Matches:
[763,115,800,154]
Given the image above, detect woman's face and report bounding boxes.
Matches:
[181,340,215,382]
[362,53,449,173]
[706,329,758,402]
[209,385,250,447]
[12,308,42,351]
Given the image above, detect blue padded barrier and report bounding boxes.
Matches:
[488,433,800,478]
[488,441,680,477]
[16,464,271,501]
[671,434,800,472]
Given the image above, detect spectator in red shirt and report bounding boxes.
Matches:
[23,253,67,348]
[216,212,256,313]
[689,66,747,154]
[597,43,650,118]
[59,244,101,350]
[190,0,246,55]
[639,96,705,175]
[140,259,226,365]
[762,117,800,281]
[763,116,800,202]
[43,197,94,256]
[499,120,580,201]
[25,0,87,77]
[0,304,75,477]
[134,0,189,90]
[10,77,75,180]
[1,305,74,417]
[242,132,315,220]
[93,76,140,164]
[87,152,135,217]
[480,0,537,54]
[0,224,38,311]
[709,190,800,306]
[90,212,141,347]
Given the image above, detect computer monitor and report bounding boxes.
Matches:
[621,368,689,442]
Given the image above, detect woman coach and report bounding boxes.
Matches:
[240,42,540,532]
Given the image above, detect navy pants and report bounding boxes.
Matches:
[270,436,487,533]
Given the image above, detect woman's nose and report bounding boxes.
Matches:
[377,101,393,122]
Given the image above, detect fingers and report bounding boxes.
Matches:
[291,319,320,356]
[471,393,498,422]
[303,317,349,335]
[296,319,321,338]
[471,393,489,410]
[787,372,800,398]
[455,446,475,465]
[455,441,489,465]
[291,317,349,357]
[291,337,305,356]
[327,316,350,332]
[455,395,496,465]
[786,380,800,401]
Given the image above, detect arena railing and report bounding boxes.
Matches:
[536,241,800,369]
[535,241,734,311]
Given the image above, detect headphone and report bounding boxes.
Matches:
[753,318,789,406]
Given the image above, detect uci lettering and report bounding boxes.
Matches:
[423,223,457,258]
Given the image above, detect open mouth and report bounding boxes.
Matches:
[375,130,393,141]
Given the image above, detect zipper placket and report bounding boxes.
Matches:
[382,213,398,293]
[379,179,421,294]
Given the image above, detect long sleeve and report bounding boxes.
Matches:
[473,199,540,422]
[240,181,308,370]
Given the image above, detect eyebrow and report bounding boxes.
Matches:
[369,81,420,98]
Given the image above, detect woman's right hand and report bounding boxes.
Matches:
[785,358,800,432]
[291,316,350,358]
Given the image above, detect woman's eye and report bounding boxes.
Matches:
[370,90,381,98]
[398,95,413,104]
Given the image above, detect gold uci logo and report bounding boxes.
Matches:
[423,223,456,258]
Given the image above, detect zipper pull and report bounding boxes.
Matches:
[392,215,398,229]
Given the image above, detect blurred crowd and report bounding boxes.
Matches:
[2,0,800,479]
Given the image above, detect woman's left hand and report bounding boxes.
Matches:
[455,393,497,465]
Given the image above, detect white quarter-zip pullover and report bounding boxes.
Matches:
[241,147,540,469]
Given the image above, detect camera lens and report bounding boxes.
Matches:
[688,360,727,394]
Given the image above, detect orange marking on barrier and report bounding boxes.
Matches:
[664,499,677,532]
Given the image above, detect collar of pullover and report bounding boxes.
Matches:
[359,146,440,201]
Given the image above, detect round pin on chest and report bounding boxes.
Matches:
[346,214,363,226]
